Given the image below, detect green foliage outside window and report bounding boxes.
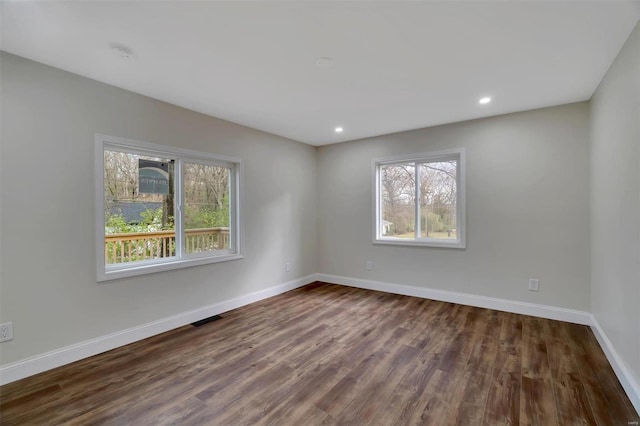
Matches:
[105,208,173,234]
[184,193,230,229]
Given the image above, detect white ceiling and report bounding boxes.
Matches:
[2,1,639,146]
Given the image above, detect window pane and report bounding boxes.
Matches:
[183,162,231,254]
[419,161,457,239]
[104,150,175,264]
[381,163,416,238]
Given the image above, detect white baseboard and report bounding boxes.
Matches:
[590,316,640,415]
[317,273,640,415]
[0,274,317,386]
[316,273,592,325]
[4,272,638,417]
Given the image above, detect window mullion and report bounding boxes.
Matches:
[415,162,421,239]
[174,158,184,259]
[377,165,383,239]
[228,166,235,252]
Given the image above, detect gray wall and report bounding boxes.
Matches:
[317,103,591,311]
[590,22,640,386]
[0,53,318,364]
[3,30,635,385]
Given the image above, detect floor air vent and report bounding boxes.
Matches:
[191,315,222,327]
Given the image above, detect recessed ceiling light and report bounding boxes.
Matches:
[335,127,344,133]
[479,97,492,105]
[316,57,335,68]
[110,44,134,60]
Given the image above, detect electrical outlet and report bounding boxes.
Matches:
[285,262,291,272]
[0,322,14,342]
[528,279,540,292]
[366,260,373,271]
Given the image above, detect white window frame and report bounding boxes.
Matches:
[95,134,244,281]
[373,148,466,249]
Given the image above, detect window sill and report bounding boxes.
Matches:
[98,253,245,282]
[374,238,466,249]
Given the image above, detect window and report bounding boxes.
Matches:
[96,134,243,281]
[373,149,465,248]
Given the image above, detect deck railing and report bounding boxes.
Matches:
[105,227,229,264]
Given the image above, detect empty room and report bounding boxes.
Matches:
[0,1,639,424]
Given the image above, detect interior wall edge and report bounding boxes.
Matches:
[591,315,640,415]
[317,273,639,415]
[318,273,640,415]
[316,273,591,325]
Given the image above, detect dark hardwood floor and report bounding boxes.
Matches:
[1,282,637,425]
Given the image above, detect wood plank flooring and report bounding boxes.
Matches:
[1,282,638,425]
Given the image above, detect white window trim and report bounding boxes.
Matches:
[95,134,244,281]
[372,148,466,249]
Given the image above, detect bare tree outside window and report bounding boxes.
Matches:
[97,134,242,281]
[103,151,232,264]
[419,161,457,239]
[375,149,465,248]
